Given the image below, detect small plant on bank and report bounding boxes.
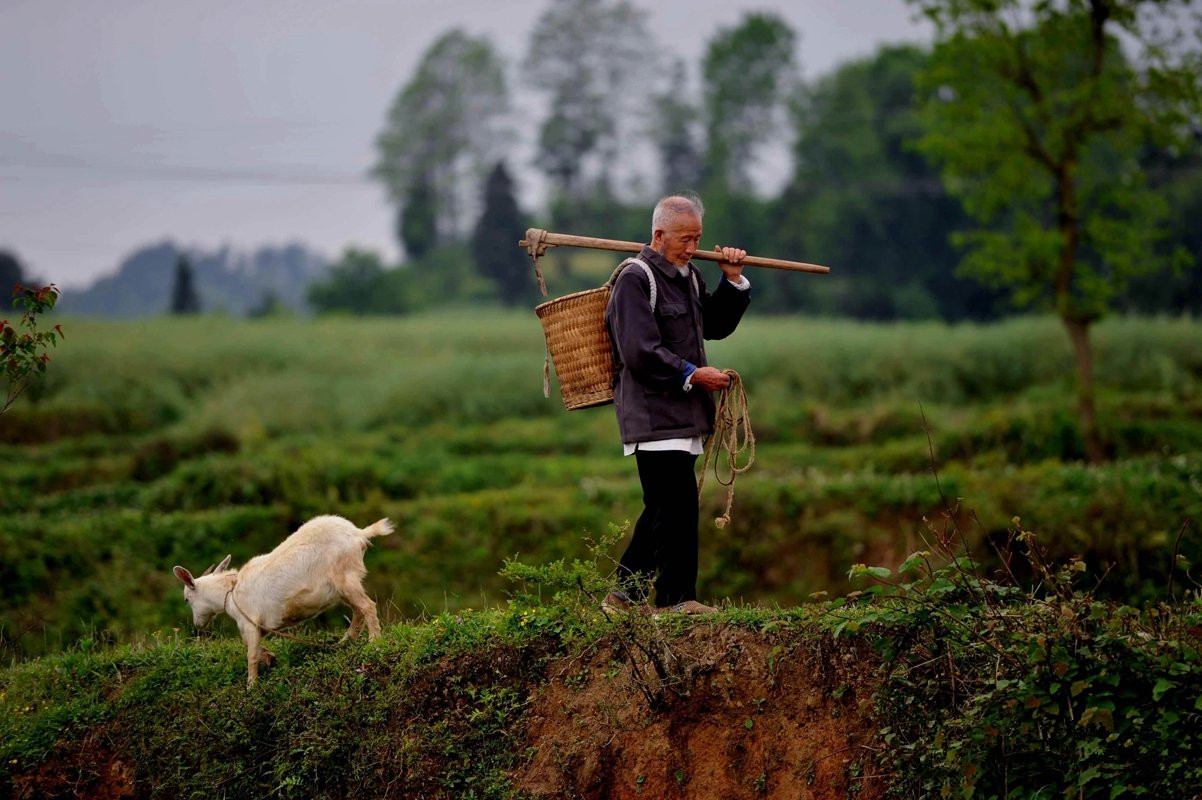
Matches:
[1,284,62,416]
[501,523,714,710]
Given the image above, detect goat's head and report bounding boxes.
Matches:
[172,555,234,628]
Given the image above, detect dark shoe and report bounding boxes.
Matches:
[602,590,645,613]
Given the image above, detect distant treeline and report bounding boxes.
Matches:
[314,0,1200,321]
[48,242,329,318]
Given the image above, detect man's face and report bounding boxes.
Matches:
[653,212,702,266]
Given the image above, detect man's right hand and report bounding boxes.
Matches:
[690,366,731,391]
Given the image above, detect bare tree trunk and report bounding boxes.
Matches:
[1063,316,1106,464]
[1051,151,1105,464]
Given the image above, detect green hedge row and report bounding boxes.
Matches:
[5,314,1199,445]
[4,454,1198,660]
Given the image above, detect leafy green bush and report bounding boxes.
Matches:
[839,520,1202,799]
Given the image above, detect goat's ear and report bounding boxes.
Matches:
[173,566,196,589]
[216,554,233,573]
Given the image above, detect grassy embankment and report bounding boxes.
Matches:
[2,539,1200,799]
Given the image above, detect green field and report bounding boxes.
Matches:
[2,311,1200,660]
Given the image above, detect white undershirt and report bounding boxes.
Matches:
[623,437,704,456]
[622,268,749,457]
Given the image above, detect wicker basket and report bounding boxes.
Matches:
[535,285,616,410]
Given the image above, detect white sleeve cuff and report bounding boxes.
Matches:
[727,274,751,291]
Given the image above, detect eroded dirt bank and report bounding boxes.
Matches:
[515,625,883,800]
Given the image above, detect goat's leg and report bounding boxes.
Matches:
[341,606,364,642]
[336,576,381,640]
[360,594,381,639]
[244,628,262,687]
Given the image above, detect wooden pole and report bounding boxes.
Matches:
[519,228,830,274]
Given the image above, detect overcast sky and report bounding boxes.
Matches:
[0,0,931,288]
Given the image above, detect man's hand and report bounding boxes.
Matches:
[715,245,747,282]
[690,366,732,391]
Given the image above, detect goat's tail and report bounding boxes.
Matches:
[362,518,395,540]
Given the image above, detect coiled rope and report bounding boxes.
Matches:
[698,369,756,528]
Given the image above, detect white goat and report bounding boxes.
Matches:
[172,515,394,686]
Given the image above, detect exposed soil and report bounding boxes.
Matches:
[513,624,884,800]
[12,737,134,800]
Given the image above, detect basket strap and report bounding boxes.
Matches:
[525,228,550,298]
[606,258,658,312]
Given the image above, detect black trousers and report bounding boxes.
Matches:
[617,450,700,607]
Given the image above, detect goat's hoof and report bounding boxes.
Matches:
[259,650,276,667]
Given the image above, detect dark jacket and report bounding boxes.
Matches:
[604,245,750,443]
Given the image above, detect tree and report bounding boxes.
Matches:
[472,162,534,306]
[774,45,992,318]
[374,29,510,251]
[307,249,390,315]
[700,12,799,189]
[650,59,703,194]
[522,0,653,203]
[397,174,438,260]
[910,0,1201,462]
[170,255,201,315]
[1124,141,1202,314]
[0,250,26,292]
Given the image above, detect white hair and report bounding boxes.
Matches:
[651,194,704,235]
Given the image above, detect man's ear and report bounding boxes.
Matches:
[173,565,195,589]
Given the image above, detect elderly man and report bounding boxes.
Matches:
[603,194,750,614]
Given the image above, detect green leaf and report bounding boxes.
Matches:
[1152,678,1176,702]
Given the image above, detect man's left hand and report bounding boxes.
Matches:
[690,366,732,391]
[715,245,747,282]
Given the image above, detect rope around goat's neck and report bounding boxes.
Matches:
[224,586,333,648]
[698,370,755,528]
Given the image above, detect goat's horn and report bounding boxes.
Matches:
[201,563,217,577]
